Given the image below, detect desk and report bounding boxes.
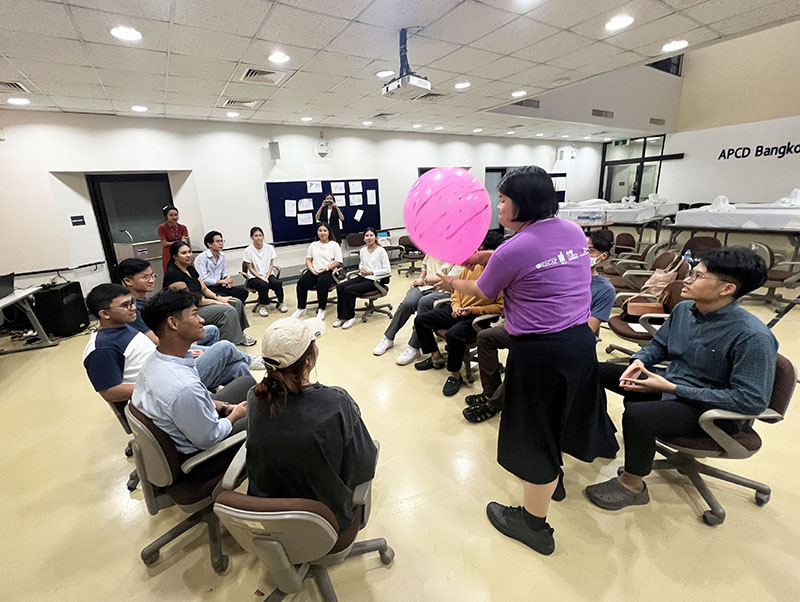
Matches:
[0,286,59,355]
[665,225,800,261]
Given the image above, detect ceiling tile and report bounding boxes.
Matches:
[96,68,165,90]
[166,76,227,95]
[422,1,517,44]
[711,0,800,36]
[570,0,675,41]
[241,40,317,71]
[280,0,373,20]
[33,81,106,97]
[84,42,167,73]
[359,0,461,30]
[258,4,349,49]
[330,76,382,96]
[105,87,165,103]
[69,6,170,52]
[283,70,349,93]
[220,82,279,99]
[166,91,220,106]
[685,0,771,25]
[515,31,594,62]
[605,13,699,49]
[0,0,77,38]
[51,96,114,111]
[113,100,164,113]
[209,107,255,119]
[399,35,461,67]
[165,104,214,117]
[168,55,239,80]
[300,51,372,78]
[634,26,718,57]
[471,16,560,54]
[0,92,57,108]
[268,86,318,105]
[526,0,628,28]
[504,63,573,86]
[427,47,504,73]
[10,59,99,84]
[66,0,171,21]
[170,24,252,62]
[173,0,271,37]
[324,22,399,60]
[549,42,624,70]
[574,50,644,74]
[465,56,534,80]
[661,0,705,8]
[318,88,367,106]
[0,32,89,65]
[478,0,549,14]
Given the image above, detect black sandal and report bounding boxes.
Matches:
[463,402,500,423]
[464,393,489,406]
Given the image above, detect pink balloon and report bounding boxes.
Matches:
[403,167,492,265]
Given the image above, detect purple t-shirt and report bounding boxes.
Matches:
[477,218,591,335]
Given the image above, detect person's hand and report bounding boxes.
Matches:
[360,267,373,276]
[221,276,234,287]
[619,359,645,383]
[462,250,492,268]
[216,295,233,304]
[190,348,203,357]
[620,366,677,394]
[227,402,247,422]
[435,273,455,293]
[455,307,473,317]
[411,277,425,287]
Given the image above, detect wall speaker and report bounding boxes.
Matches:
[268,141,281,160]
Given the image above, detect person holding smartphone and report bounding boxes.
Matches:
[314,194,344,242]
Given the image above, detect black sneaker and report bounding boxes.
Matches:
[414,356,445,371]
[442,376,463,396]
[486,502,555,556]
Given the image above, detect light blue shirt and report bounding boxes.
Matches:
[194,249,228,287]
[131,349,232,454]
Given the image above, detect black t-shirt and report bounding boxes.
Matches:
[245,382,377,530]
[163,264,202,293]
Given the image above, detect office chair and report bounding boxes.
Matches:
[396,235,424,277]
[299,267,343,309]
[651,354,796,526]
[107,399,139,491]
[341,271,393,322]
[125,404,246,573]
[214,442,395,601]
[240,262,282,314]
[746,242,800,309]
[600,242,665,277]
[605,251,682,293]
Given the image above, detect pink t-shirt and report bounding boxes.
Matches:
[477,218,591,335]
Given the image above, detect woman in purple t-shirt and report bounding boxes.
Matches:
[438,166,615,556]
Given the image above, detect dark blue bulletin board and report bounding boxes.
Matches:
[265,179,381,245]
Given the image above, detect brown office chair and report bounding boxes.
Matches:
[596,228,615,245]
[680,235,722,256]
[342,271,393,321]
[241,262,282,313]
[107,400,139,491]
[605,251,681,293]
[125,404,246,573]
[396,235,424,277]
[651,354,796,526]
[345,232,366,256]
[613,232,637,255]
[746,242,800,308]
[214,442,394,601]
[601,242,665,277]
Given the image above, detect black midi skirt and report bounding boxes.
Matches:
[497,323,619,484]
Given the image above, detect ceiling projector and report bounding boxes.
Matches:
[381,28,432,100]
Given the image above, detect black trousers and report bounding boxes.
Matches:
[599,363,739,477]
[247,275,284,305]
[414,307,476,373]
[336,276,387,320]
[296,270,336,310]
[477,325,511,410]
[208,283,249,304]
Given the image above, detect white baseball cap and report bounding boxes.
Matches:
[261,317,325,369]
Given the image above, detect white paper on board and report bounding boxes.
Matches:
[298,198,314,212]
[349,194,363,206]
[354,209,364,222]
[366,189,376,205]
[349,181,363,193]
[297,213,314,226]
[331,182,345,194]
[306,181,322,193]
[284,199,297,217]
[334,195,346,206]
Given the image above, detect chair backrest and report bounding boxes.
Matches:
[681,236,721,256]
[749,242,776,270]
[596,228,614,245]
[766,354,796,419]
[651,251,678,270]
[398,236,420,253]
[125,404,182,487]
[661,280,687,313]
[676,260,691,280]
[109,400,132,434]
[346,232,365,249]
[615,232,636,251]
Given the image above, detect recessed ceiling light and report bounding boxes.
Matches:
[507,131,515,135]
[7,97,30,105]
[376,70,395,78]
[110,26,142,41]
[511,90,527,98]
[130,105,148,112]
[605,14,634,32]
[561,134,569,138]
[662,40,689,53]
[454,81,471,90]
[473,128,483,133]
[362,121,373,126]
[604,137,612,141]
[583,136,591,140]
[268,51,290,64]
[412,124,422,129]
[434,126,444,131]
[300,116,313,122]
[535,133,544,137]
[226,111,240,118]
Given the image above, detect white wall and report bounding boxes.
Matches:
[0,110,602,290]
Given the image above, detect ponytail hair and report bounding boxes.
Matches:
[252,341,316,416]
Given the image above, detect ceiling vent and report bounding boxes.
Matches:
[592,108,614,118]
[0,81,31,93]
[512,99,539,109]
[240,68,287,85]
[223,99,261,109]
[649,117,666,125]
[414,92,446,102]
[370,112,396,121]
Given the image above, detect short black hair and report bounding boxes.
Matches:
[497,166,557,223]
[589,231,613,255]
[482,231,504,251]
[250,226,264,237]
[700,247,768,299]
[86,283,129,318]
[117,258,151,282]
[162,205,178,217]
[203,230,222,248]
[141,288,196,335]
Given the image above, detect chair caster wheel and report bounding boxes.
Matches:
[127,470,140,491]
[142,550,160,565]
[379,547,395,565]
[755,492,770,506]
[212,555,229,574]
[701,510,724,526]
[125,442,133,457]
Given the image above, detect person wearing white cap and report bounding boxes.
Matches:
[245,317,378,531]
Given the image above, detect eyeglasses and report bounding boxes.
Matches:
[108,300,136,310]
[213,239,225,244]
[685,270,727,283]
[140,273,158,281]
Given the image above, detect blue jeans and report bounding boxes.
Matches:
[197,325,220,347]
[194,341,252,390]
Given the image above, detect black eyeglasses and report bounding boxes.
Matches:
[107,300,136,310]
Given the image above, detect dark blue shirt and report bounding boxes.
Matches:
[590,274,615,322]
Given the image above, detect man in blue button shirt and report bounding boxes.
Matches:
[586,247,777,510]
[194,230,249,304]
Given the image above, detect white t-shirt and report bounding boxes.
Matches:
[307,240,343,272]
[359,245,390,281]
[243,243,277,277]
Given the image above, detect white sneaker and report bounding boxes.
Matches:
[278,303,288,313]
[373,336,394,356]
[317,309,326,320]
[332,319,344,328]
[342,318,356,330]
[291,308,307,319]
[249,355,266,370]
[258,305,269,317]
[396,346,421,366]
[242,334,257,347]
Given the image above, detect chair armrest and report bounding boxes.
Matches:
[613,245,636,255]
[471,313,502,333]
[614,292,657,307]
[272,266,281,278]
[638,313,668,337]
[697,408,781,458]
[611,259,646,269]
[374,279,389,295]
[352,441,379,525]
[433,297,451,309]
[219,440,248,491]
[621,270,654,291]
[181,430,247,475]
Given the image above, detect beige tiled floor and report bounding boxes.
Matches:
[2,279,799,602]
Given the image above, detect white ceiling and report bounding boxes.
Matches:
[0,0,798,141]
